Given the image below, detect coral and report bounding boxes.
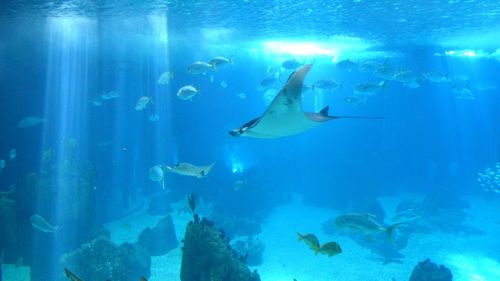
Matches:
[59,236,150,281]
[180,218,260,281]
[409,259,452,281]
[231,237,265,266]
[208,212,261,237]
[137,215,178,256]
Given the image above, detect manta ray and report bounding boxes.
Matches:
[229,64,382,138]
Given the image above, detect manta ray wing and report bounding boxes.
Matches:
[231,64,332,138]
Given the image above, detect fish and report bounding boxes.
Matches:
[318,241,342,257]
[17,116,44,128]
[149,165,165,189]
[422,71,450,83]
[9,149,16,160]
[209,56,232,69]
[358,60,384,72]
[177,85,200,101]
[336,59,357,71]
[220,80,228,88]
[451,85,475,100]
[237,92,247,99]
[187,192,196,214]
[297,233,320,254]
[158,71,175,85]
[392,69,419,84]
[373,64,398,80]
[355,81,387,94]
[165,162,215,178]
[187,61,214,75]
[64,268,83,281]
[135,96,153,111]
[0,159,6,169]
[101,91,119,100]
[258,77,278,91]
[232,179,248,191]
[343,95,368,105]
[281,59,302,70]
[312,79,342,93]
[230,64,384,139]
[148,114,160,122]
[30,214,58,233]
[334,213,403,242]
[91,97,103,106]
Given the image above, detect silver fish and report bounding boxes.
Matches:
[30,214,57,233]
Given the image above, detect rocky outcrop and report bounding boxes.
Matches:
[137,215,178,256]
[231,237,265,266]
[59,236,150,281]
[409,259,452,281]
[180,217,260,281]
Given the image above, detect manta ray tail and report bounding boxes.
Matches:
[320,106,385,120]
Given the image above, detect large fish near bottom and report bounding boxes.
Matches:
[229,64,382,138]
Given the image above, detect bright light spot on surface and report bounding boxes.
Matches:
[442,49,488,58]
[262,36,376,59]
[446,254,500,281]
[263,41,338,56]
[202,27,235,42]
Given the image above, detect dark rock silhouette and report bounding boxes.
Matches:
[137,215,178,256]
[180,217,260,281]
[409,259,453,281]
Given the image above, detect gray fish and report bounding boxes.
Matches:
[312,79,341,93]
[281,59,302,70]
[30,214,57,233]
[209,56,232,69]
[17,116,44,128]
[355,81,387,94]
[230,64,383,139]
[165,162,215,178]
[336,59,357,71]
[187,61,214,75]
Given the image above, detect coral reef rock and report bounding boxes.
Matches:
[59,236,150,281]
[137,215,178,256]
[409,259,453,281]
[180,218,260,281]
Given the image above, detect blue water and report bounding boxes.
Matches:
[0,1,499,281]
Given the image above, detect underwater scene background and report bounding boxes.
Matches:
[0,1,500,281]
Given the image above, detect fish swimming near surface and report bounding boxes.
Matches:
[318,241,342,257]
[157,70,175,85]
[281,59,302,70]
[64,268,83,281]
[336,59,357,71]
[17,116,44,128]
[187,61,214,75]
[165,162,215,178]
[230,64,384,139]
[9,149,16,160]
[30,214,58,233]
[177,85,200,101]
[355,81,387,94]
[312,79,342,93]
[335,213,404,242]
[297,232,320,254]
[209,56,232,69]
[135,96,153,111]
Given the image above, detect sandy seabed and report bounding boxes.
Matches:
[5,193,498,281]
